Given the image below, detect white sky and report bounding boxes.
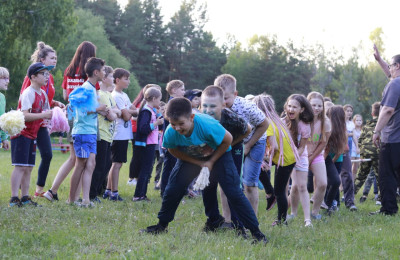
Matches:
[118,0,400,62]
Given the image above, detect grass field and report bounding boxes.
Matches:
[0,144,400,259]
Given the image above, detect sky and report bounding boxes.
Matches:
[118,0,400,61]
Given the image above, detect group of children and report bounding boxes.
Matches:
[1,40,383,244]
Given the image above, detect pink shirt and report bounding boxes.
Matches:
[297,120,311,157]
[145,105,159,145]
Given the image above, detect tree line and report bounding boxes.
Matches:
[0,0,390,119]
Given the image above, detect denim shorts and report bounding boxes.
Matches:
[295,155,309,172]
[242,139,266,187]
[73,134,97,158]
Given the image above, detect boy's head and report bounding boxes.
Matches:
[184,89,202,109]
[113,68,130,89]
[0,67,10,90]
[214,74,237,108]
[372,102,380,117]
[201,85,225,121]
[166,97,194,136]
[159,101,166,115]
[166,80,185,98]
[102,65,114,87]
[84,57,105,80]
[27,62,54,86]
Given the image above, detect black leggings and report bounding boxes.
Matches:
[274,163,295,221]
[259,169,274,195]
[36,127,53,187]
[325,157,341,208]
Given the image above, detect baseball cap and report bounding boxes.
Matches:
[184,89,202,101]
[27,62,55,79]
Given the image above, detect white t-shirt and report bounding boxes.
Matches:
[112,90,133,140]
[346,121,355,133]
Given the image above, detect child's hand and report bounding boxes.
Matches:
[43,110,53,119]
[2,140,9,150]
[155,117,164,126]
[97,104,107,112]
[202,161,214,172]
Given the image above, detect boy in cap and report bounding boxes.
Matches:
[9,62,53,207]
[184,89,202,113]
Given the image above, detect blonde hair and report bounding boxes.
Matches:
[140,86,162,111]
[31,41,56,63]
[0,67,9,78]
[166,80,184,94]
[214,74,236,93]
[353,114,363,125]
[104,65,113,78]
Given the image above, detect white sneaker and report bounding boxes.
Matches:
[127,179,137,186]
[320,201,329,209]
[304,219,313,227]
[376,201,382,205]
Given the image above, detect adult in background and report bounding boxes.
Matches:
[372,54,400,215]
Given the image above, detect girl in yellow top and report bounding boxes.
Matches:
[253,94,298,226]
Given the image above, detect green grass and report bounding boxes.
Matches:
[0,146,399,259]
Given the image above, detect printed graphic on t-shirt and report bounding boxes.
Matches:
[177,143,214,158]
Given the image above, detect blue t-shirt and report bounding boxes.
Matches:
[162,113,231,159]
[72,81,98,135]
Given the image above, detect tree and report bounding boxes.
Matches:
[0,0,76,109]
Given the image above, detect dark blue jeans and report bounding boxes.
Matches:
[158,152,260,232]
[36,127,53,187]
[133,144,156,198]
[160,150,177,196]
[90,139,111,199]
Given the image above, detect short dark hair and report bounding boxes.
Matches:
[84,57,105,77]
[202,85,224,103]
[392,54,400,64]
[166,98,192,120]
[323,96,332,102]
[372,102,380,117]
[113,68,130,83]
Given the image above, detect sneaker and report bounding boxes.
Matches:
[21,196,39,207]
[102,191,111,200]
[236,227,249,239]
[266,195,276,211]
[110,194,124,201]
[140,224,167,235]
[127,179,137,186]
[154,185,160,190]
[310,197,314,204]
[326,207,335,216]
[349,205,358,211]
[91,197,102,203]
[251,230,268,244]
[368,210,384,216]
[203,216,225,232]
[271,219,288,227]
[132,196,150,202]
[9,197,22,207]
[374,194,379,201]
[286,214,296,221]
[376,200,382,205]
[311,214,322,220]
[341,196,345,202]
[220,222,234,230]
[320,201,329,209]
[359,196,367,203]
[34,191,45,198]
[304,219,313,227]
[78,201,95,208]
[43,190,58,202]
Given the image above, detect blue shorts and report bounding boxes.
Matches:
[73,134,97,158]
[11,135,36,167]
[242,139,266,187]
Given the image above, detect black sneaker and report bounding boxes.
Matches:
[368,210,384,216]
[236,227,249,239]
[91,197,102,203]
[326,206,335,216]
[359,196,367,203]
[202,215,225,232]
[266,194,276,211]
[21,196,39,207]
[9,197,22,207]
[43,190,59,202]
[140,224,167,235]
[251,230,268,244]
[110,194,124,201]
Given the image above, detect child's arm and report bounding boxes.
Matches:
[203,131,232,171]
[23,109,52,122]
[353,135,360,154]
[137,110,164,135]
[332,154,340,163]
[232,123,252,147]
[244,118,269,155]
[168,148,204,168]
[297,137,307,157]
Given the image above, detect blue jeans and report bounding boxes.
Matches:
[242,140,266,187]
[157,152,260,232]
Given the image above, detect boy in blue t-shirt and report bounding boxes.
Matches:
[141,98,267,243]
[68,57,107,207]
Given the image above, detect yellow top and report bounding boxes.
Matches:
[266,122,296,166]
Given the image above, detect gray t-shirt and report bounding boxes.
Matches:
[381,77,400,143]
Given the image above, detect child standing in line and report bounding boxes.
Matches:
[351,114,363,181]
[284,94,313,227]
[160,80,185,196]
[89,66,121,202]
[306,91,331,219]
[214,74,269,215]
[184,89,202,113]
[68,57,107,207]
[0,67,10,150]
[354,102,380,203]
[9,63,53,207]
[141,98,267,244]
[104,68,137,201]
[132,87,164,201]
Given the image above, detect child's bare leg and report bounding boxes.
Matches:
[293,170,311,221]
[51,143,76,194]
[81,153,96,204]
[20,167,33,197]
[310,163,327,215]
[69,157,87,202]
[110,162,122,191]
[11,166,26,197]
[219,187,231,223]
